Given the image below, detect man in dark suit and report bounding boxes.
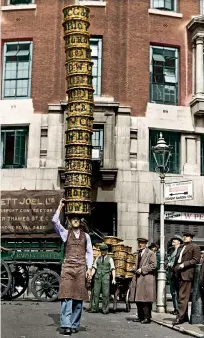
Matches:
[173,231,201,325]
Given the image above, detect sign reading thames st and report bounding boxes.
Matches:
[164,180,193,202]
[1,190,62,234]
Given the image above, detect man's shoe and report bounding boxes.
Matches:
[141,319,151,324]
[170,310,179,315]
[173,319,185,326]
[72,328,79,333]
[63,328,72,336]
[133,317,142,322]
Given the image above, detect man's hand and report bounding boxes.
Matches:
[179,263,184,269]
[112,279,116,285]
[136,268,141,274]
[86,268,92,281]
[59,198,65,208]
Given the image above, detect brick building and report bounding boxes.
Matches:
[1,0,204,249]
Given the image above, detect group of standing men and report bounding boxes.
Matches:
[52,199,203,335]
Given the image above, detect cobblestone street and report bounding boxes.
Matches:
[1,300,187,338]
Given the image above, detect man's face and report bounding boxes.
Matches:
[138,241,146,249]
[101,250,108,256]
[71,217,80,228]
[172,239,181,247]
[152,247,157,253]
[183,235,192,243]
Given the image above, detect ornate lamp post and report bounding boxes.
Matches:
[152,133,171,313]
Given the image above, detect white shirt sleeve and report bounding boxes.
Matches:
[85,233,93,269]
[109,257,115,270]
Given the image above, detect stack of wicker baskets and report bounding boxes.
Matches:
[93,236,136,279]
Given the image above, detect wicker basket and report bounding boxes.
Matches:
[104,236,123,245]
[114,250,128,260]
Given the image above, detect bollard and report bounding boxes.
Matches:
[190,264,204,324]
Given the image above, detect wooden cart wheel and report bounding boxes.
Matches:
[31,269,60,302]
[125,288,131,312]
[1,261,12,298]
[6,265,29,300]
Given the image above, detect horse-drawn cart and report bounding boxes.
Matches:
[1,234,64,302]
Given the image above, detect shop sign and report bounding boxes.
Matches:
[165,180,193,202]
[164,211,204,222]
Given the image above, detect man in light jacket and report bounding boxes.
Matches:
[130,238,156,324]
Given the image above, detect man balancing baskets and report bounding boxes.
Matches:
[52,198,93,336]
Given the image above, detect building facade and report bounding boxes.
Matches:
[1,0,204,250]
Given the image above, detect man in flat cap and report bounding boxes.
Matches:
[167,235,183,315]
[173,231,200,325]
[130,238,156,324]
[91,243,116,314]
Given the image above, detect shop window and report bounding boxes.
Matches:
[151,0,176,11]
[150,46,179,105]
[90,38,102,96]
[2,41,33,99]
[1,128,28,168]
[149,130,180,174]
[201,135,204,176]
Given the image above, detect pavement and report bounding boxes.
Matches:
[151,311,204,338]
[1,300,204,338]
[1,300,186,338]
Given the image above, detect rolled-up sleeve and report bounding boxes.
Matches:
[52,210,68,243]
[109,257,115,270]
[85,234,93,269]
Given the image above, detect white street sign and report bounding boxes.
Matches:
[164,180,193,202]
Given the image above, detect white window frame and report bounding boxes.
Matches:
[150,45,179,105]
[2,41,33,100]
[151,0,177,12]
[90,37,102,96]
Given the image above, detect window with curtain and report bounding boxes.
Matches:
[90,38,102,96]
[149,130,180,174]
[2,41,33,99]
[150,46,179,105]
[1,128,28,168]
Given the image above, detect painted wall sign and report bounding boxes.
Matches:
[164,211,204,222]
[1,190,62,234]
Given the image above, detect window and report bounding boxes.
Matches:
[149,130,180,174]
[7,0,33,4]
[201,136,204,176]
[201,0,204,14]
[151,0,176,11]
[150,46,178,105]
[90,38,102,96]
[1,128,28,168]
[92,126,104,162]
[2,41,33,99]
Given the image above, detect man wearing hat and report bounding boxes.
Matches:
[173,231,200,325]
[91,243,116,314]
[167,235,183,315]
[52,199,93,336]
[130,237,157,324]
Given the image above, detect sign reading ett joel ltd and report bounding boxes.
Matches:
[165,181,193,202]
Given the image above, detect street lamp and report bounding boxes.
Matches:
[152,133,172,313]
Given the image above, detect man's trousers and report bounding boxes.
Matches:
[60,299,83,328]
[136,302,152,320]
[91,275,110,314]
